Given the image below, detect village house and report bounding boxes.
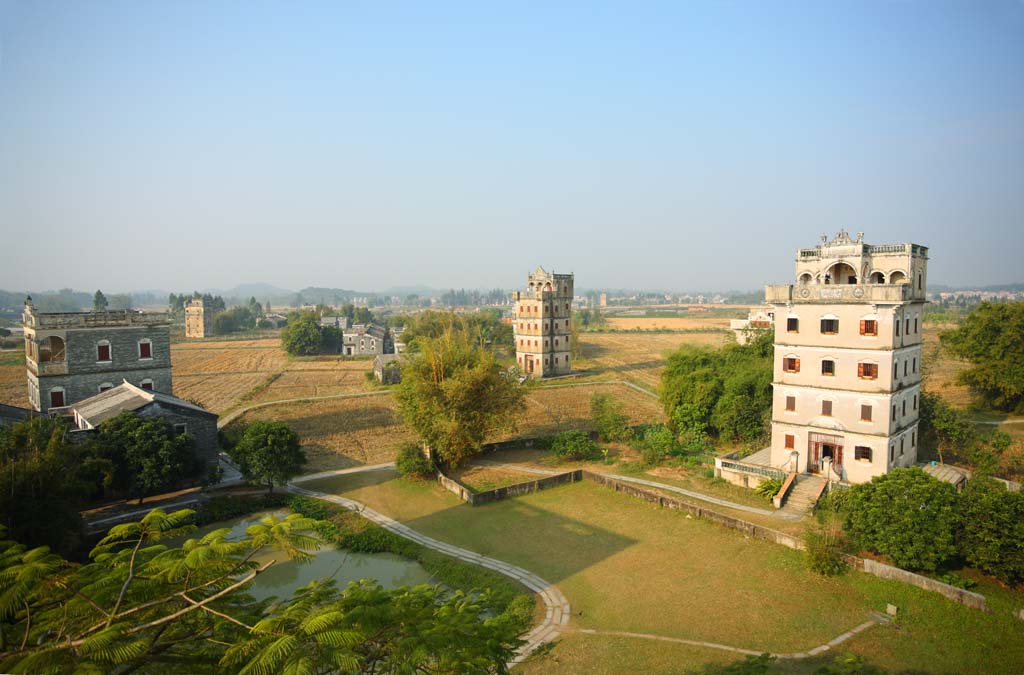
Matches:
[342,323,392,356]
[50,380,220,468]
[373,353,405,384]
[21,299,173,413]
[730,306,775,345]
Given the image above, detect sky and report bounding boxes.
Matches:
[1,1,1022,293]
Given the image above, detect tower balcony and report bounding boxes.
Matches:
[766,284,919,305]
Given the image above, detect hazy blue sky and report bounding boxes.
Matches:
[1,1,1022,293]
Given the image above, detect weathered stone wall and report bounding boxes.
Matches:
[30,366,173,413]
[468,470,583,505]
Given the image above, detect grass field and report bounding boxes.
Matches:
[0,349,25,408]
[301,473,1024,674]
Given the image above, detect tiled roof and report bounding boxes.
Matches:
[70,381,215,428]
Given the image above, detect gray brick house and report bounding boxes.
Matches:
[54,381,219,468]
[22,299,173,413]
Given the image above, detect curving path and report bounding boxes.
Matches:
[288,466,571,666]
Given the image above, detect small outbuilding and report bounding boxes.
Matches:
[373,353,404,384]
[51,381,220,467]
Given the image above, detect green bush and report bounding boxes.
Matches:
[590,393,632,442]
[805,516,849,577]
[395,443,435,478]
[641,423,678,456]
[550,430,600,461]
[844,468,959,572]
[940,572,978,590]
[959,477,1024,586]
[755,477,783,502]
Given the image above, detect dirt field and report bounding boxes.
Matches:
[575,331,730,391]
[171,339,375,414]
[232,382,666,472]
[921,323,973,409]
[604,316,733,331]
[0,350,24,407]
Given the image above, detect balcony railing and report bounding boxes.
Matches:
[765,283,917,304]
[716,458,787,481]
[24,309,171,329]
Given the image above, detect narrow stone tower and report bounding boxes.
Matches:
[766,230,928,484]
[512,267,574,378]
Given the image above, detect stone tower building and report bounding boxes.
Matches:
[512,267,573,377]
[765,230,928,484]
[22,299,173,413]
[185,298,213,338]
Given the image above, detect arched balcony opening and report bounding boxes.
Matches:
[39,336,66,363]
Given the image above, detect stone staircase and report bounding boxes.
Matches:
[779,474,827,514]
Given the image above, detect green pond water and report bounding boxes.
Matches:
[191,510,436,602]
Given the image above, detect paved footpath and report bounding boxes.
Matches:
[289,468,571,667]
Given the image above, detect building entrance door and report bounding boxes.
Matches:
[808,433,843,473]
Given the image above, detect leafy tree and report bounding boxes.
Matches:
[92,289,108,311]
[0,417,91,554]
[91,412,202,503]
[661,331,772,445]
[281,315,322,355]
[394,327,524,468]
[843,468,959,571]
[0,508,521,673]
[550,430,599,461]
[919,391,976,465]
[590,392,632,442]
[320,325,342,352]
[959,477,1024,587]
[940,301,1024,412]
[638,423,677,465]
[229,420,306,493]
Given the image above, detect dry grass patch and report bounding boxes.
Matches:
[232,394,414,471]
[247,364,372,402]
[507,383,665,440]
[605,316,733,331]
[448,465,538,493]
[575,332,729,390]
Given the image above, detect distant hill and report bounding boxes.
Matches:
[217,283,295,301]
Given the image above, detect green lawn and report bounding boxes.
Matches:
[303,472,1024,674]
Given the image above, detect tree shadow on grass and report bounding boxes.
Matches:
[299,466,398,493]
[282,405,402,435]
[401,492,637,586]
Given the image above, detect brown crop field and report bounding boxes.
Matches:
[246,363,373,403]
[0,350,24,407]
[921,323,973,409]
[229,394,414,471]
[604,316,733,331]
[575,331,730,391]
[232,382,666,472]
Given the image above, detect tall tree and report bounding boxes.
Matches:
[229,420,306,493]
[940,301,1024,412]
[394,326,524,467]
[92,289,108,311]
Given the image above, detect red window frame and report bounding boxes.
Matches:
[139,341,152,359]
[50,390,65,408]
[784,434,795,449]
[97,343,111,361]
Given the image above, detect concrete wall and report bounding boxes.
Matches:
[437,468,583,506]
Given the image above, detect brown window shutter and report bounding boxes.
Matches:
[858,363,864,378]
[859,320,866,335]
[795,358,800,372]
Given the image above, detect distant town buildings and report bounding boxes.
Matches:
[765,230,927,484]
[512,267,573,378]
[22,299,173,413]
[184,298,213,338]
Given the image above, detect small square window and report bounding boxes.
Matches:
[860,320,877,336]
[822,400,833,416]
[139,342,152,359]
[785,396,796,411]
[786,317,799,333]
[783,357,800,373]
[784,434,795,449]
[861,404,872,421]
[174,423,187,436]
[97,344,111,362]
[821,360,835,376]
[859,363,878,379]
[820,318,839,335]
[854,446,872,462]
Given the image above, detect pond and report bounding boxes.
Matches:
[190,510,436,602]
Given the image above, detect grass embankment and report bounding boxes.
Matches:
[303,472,1024,674]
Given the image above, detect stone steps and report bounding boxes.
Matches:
[780,475,826,512]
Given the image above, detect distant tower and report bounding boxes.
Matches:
[185,298,213,338]
[766,230,928,484]
[22,300,173,413]
[599,293,608,308]
[512,267,574,378]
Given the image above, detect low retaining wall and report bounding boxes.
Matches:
[581,471,990,613]
[437,469,584,506]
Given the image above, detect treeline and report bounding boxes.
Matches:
[393,309,513,352]
[437,288,509,307]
